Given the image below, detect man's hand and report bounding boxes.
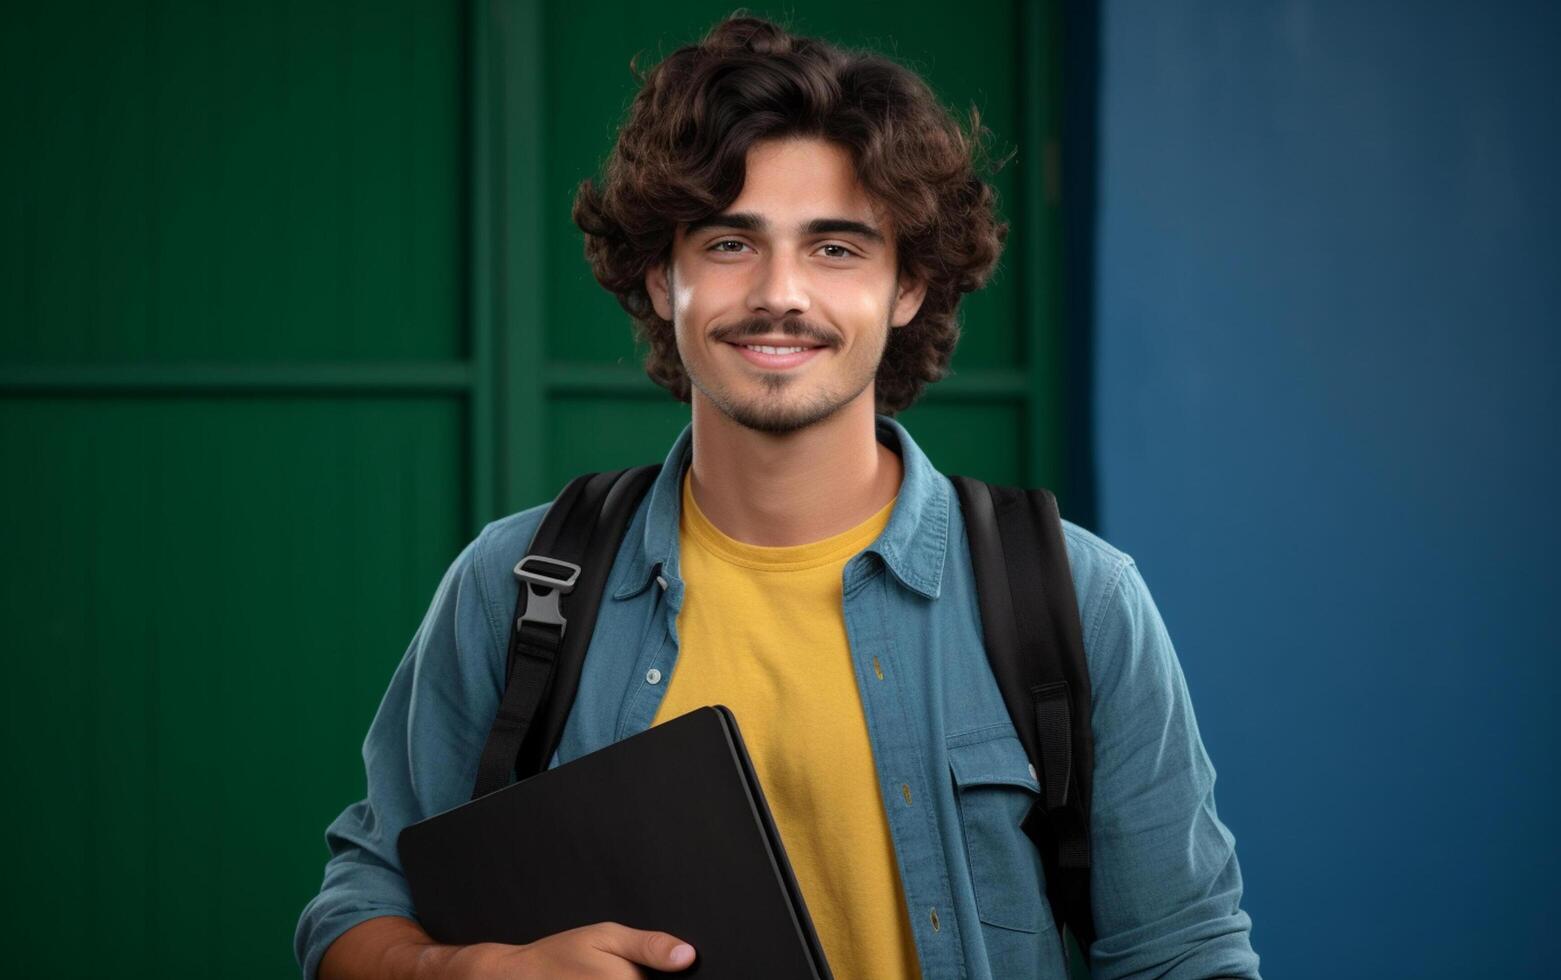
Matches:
[318,915,697,980]
[442,922,698,978]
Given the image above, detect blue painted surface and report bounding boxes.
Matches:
[1091,2,1559,975]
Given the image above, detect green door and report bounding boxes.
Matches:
[1,2,1062,976]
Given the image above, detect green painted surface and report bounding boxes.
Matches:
[0,398,466,977]
[3,1,471,976]
[548,394,697,492]
[899,399,1027,487]
[1,1,1062,975]
[1,0,465,363]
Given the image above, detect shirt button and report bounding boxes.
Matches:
[1028,763,1038,781]
[646,668,662,685]
[655,575,669,590]
[901,783,912,805]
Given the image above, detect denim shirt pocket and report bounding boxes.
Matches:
[947,730,1056,936]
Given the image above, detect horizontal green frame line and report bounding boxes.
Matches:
[0,362,474,395]
[545,361,666,396]
[926,368,1031,399]
[0,361,1030,400]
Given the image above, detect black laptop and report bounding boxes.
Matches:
[398,705,833,978]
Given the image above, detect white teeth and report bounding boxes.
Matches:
[744,344,808,355]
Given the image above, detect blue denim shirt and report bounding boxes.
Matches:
[296,416,1260,979]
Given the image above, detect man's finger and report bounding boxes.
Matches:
[589,922,697,970]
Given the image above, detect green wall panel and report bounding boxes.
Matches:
[897,399,1027,487]
[545,394,696,491]
[0,397,466,978]
[3,2,475,975]
[1,0,465,363]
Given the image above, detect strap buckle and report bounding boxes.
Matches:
[513,555,582,636]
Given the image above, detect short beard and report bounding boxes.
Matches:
[691,365,874,435]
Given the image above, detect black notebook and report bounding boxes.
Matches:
[398,705,833,978]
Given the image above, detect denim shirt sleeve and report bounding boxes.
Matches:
[293,526,514,980]
[1074,535,1261,979]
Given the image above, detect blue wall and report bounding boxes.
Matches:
[1091,2,1559,975]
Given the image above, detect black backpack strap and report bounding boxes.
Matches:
[469,464,661,800]
[950,476,1097,955]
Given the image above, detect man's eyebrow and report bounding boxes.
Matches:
[684,211,886,245]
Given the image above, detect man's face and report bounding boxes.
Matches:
[646,137,927,434]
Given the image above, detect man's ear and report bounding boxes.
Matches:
[890,274,928,328]
[645,260,674,322]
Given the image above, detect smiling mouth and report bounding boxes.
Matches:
[726,341,828,370]
[738,343,815,354]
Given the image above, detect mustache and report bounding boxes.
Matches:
[711,317,840,348]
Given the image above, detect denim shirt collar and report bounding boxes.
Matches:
[613,414,949,601]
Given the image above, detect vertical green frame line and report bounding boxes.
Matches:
[490,0,549,516]
[1019,0,1066,492]
[469,0,496,533]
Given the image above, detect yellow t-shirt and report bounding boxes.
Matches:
[650,472,922,980]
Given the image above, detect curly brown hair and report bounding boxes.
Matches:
[571,13,1011,414]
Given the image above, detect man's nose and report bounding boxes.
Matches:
[746,249,810,319]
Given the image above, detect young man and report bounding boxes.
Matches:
[297,16,1260,980]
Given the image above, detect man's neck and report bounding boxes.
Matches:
[687,392,903,548]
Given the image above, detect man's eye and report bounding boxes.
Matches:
[710,240,748,253]
[820,244,856,258]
